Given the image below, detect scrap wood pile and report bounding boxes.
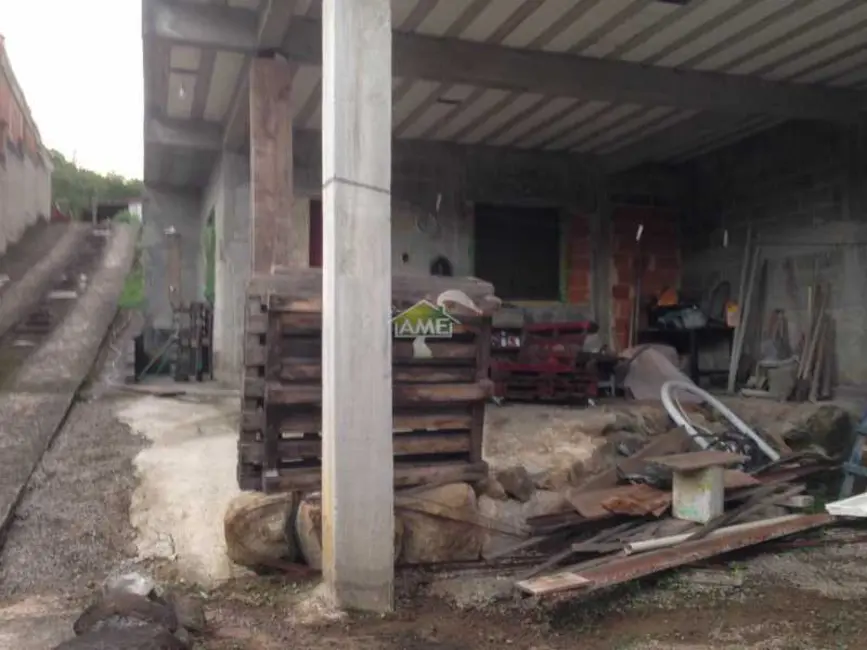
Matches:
[482,424,841,599]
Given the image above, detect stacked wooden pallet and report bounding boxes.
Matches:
[238,269,500,493]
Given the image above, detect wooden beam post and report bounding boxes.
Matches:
[321,0,394,612]
[249,55,303,273]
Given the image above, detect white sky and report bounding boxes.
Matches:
[0,1,143,180]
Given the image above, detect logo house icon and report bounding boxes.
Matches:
[391,300,459,339]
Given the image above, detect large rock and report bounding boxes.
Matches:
[295,495,404,570]
[496,466,534,502]
[478,490,570,559]
[224,491,297,569]
[54,624,188,650]
[73,592,178,636]
[397,483,483,564]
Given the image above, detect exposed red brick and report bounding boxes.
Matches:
[568,285,591,304]
[611,284,632,301]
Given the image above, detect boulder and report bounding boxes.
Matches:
[165,592,206,635]
[295,495,404,570]
[398,483,483,564]
[53,624,188,650]
[478,490,570,559]
[800,405,853,456]
[73,592,178,636]
[474,476,509,501]
[224,491,297,569]
[495,466,534,502]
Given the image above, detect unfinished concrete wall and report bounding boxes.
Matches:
[201,151,252,386]
[295,131,599,322]
[141,186,203,339]
[681,121,867,384]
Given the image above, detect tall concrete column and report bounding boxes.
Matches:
[321,0,394,612]
[142,186,202,348]
[249,55,305,272]
[213,152,252,386]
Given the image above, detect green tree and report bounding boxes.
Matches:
[50,150,143,218]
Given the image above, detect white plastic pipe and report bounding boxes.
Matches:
[624,515,800,555]
[660,380,780,463]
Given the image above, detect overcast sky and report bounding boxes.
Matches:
[0,1,143,179]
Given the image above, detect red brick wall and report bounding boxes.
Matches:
[566,213,592,304]
[610,206,681,350]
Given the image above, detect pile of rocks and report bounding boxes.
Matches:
[225,469,576,570]
[52,573,205,650]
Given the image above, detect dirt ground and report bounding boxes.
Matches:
[1,318,867,649]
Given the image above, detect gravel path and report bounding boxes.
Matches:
[0,397,144,600]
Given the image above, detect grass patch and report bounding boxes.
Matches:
[118,259,144,309]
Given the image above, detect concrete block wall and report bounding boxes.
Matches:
[681,121,867,384]
[0,38,52,257]
[0,147,50,255]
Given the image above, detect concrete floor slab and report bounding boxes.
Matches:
[117,394,248,587]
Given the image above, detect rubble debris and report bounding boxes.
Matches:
[53,581,202,650]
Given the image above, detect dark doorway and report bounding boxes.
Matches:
[474,204,561,300]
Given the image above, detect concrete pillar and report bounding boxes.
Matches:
[213,152,251,386]
[321,0,394,612]
[142,186,202,346]
[249,56,305,272]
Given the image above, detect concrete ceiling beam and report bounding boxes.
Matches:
[284,18,862,123]
[145,0,260,54]
[146,116,223,152]
[142,1,866,123]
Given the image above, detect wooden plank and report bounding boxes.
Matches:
[245,343,267,367]
[249,56,299,273]
[573,427,693,493]
[279,310,484,334]
[279,360,476,383]
[240,431,473,464]
[279,339,478,362]
[269,460,489,492]
[250,270,496,305]
[646,451,747,472]
[246,312,268,335]
[470,318,491,463]
[266,380,493,406]
[244,409,475,433]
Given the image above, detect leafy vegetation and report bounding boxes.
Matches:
[50,150,142,219]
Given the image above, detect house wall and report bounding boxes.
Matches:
[294,131,603,325]
[681,121,867,384]
[0,36,51,256]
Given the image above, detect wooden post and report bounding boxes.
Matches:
[249,55,301,273]
[321,0,394,612]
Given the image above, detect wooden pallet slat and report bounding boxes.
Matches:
[239,271,498,493]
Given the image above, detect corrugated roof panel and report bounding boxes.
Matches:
[500,0,576,48]
[728,4,867,75]
[657,0,799,68]
[545,103,642,150]
[458,0,527,42]
[432,89,511,140]
[460,92,545,144]
[581,1,679,59]
[619,0,747,63]
[488,97,579,146]
[693,0,853,71]
[517,100,610,148]
[543,0,636,52]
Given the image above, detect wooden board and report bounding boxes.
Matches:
[646,450,747,472]
[239,431,473,464]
